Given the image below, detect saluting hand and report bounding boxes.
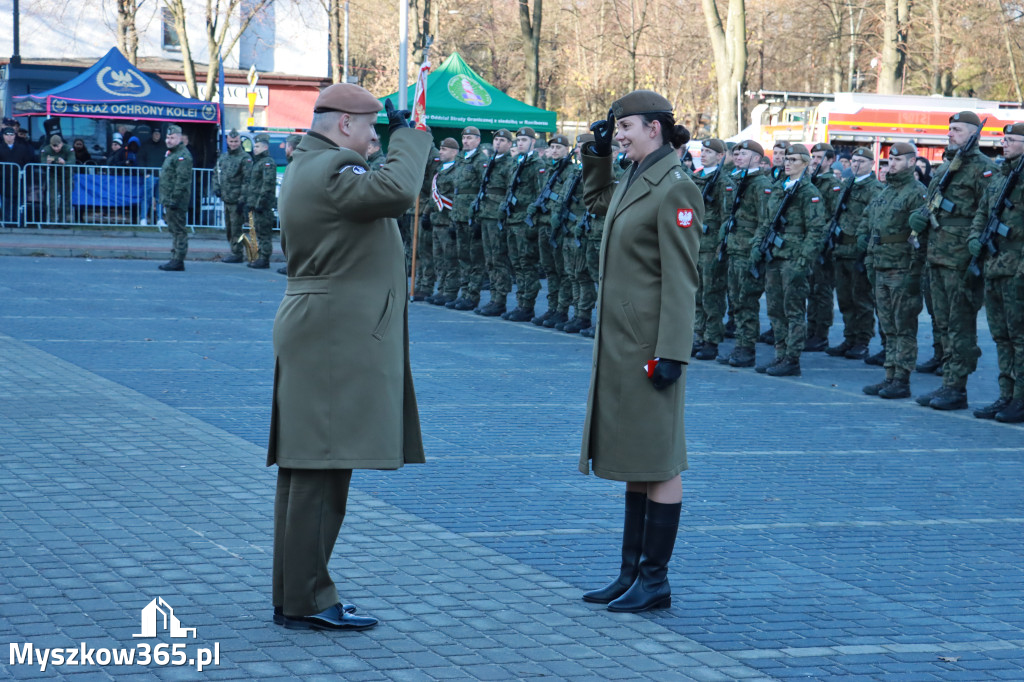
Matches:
[384,98,413,134]
[589,109,615,157]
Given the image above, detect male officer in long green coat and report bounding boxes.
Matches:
[213,129,253,263]
[157,125,193,271]
[268,83,431,632]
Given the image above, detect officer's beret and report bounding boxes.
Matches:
[49,134,63,145]
[701,138,726,154]
[440,137,460,150]
[610,89,672,119]
[1003,122,1024,136]
[1,127,14,136]
[851,147,873,161]
[550,134,570,147]
[810,142,835,155]
[786,143,811,158]
[254,133,270,144]
[888,142,917,158]
[737,140,763,156]
[227,128,240,138]
[167,124,182,135]
[461,126,481,137]
[314,83,383,115]
[577,133,595,145]
[493,128,514,142]
[286,134,302,148]
[516,127,536,139]
[950,111,981,127]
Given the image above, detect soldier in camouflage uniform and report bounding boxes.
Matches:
[448,126,490,311]
[805,143,843,352]
[716,140,772,367]
[826,147,883,359]
[502,127,547,322]
[549,137,592,333]
[366,139,386,171]
[474,129,517,316]
[859,143,927,399]
[214,129,254,264]
[966,122,1024,422]
[690,139,731,360]
[244,133,278,269]
[426,139,460,305]
[531,135,575,327]
[157,125,193,271]
[909,111,999,411]
[750,144,828,376]
[412,141,441,300]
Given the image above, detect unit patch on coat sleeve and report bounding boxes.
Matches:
[339,165,366,175]
[676,208,694,228]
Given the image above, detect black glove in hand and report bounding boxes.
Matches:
[384,98,413,134]
[589,109,615,157]
[650,358,683,390]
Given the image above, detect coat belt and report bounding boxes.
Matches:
[285,276,330,295]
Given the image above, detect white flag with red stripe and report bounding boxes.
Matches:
[412,59,430,131]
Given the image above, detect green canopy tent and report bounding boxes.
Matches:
[376,52,556,147]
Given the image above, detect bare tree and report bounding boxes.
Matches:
[116,0,144,65]
[518,0,542,106]
[611,0,652,92]
[997,0,1024,102]
[876,0,909,93]
[700,0,747,137]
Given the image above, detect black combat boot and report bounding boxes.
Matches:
[728,346,757,368]
[915,387,942,406]
[756,357,782,374]
[607,500,680,613]
[248,257,269,269]
[543,311,569,328]
[445,297,466,309]
[758,328,775,345]
[453,298,478,311]
[974,396,1012,420]
[878,375,911,399]
[995,398,1024,423]
[691,337,703,357]
[863,372,894,396]
[724,318,736,338]
[804,336,828,352]
[929,386,968,411]
[766,357,801,376]
[825,340,853,357]
[506,307,535,322]
[694,342,718,361]
[580,325,596,338]
[864,349,886,366]
[476,300,507,317]
[532,310,555,326]
[582,492,646,604]
[844,343,869,360]
[915,354,942,374]
[221,254,244,264]
[563,317,592,334]
[158,259,184,271]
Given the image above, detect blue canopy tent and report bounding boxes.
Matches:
[12,47,220,124]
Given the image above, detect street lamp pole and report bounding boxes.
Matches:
[398,0,408,108]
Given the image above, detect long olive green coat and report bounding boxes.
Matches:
[267,127,433,470]
[580,146,703,481]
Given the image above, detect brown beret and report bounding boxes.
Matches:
[810,142,835,154]
[851,147,873,161]
[461,126,481,137]
[786,143,811,157]
[773,140,789,150]
[701,138,726,154]
[166,124,182,135]
[516,127,536,139]
[1003,122,1024,136]
[440,137,460,150]
[737,140,763,156]
[549,134,570,147]
[577,133,595,145]
[950,111,981,127]
[610,89,672,119]
[314,83,383,114]
[493,128,514,142]
[888,142,917,158]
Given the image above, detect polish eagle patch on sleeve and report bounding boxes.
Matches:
[677,208,694,228]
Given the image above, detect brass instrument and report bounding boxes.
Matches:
[237,210,259,263]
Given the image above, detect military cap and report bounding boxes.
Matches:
[950,111,981,127]
[810,142,835,154]
[701,138,726,154]
[286,134,302,147]
[254,133,270,144]
[314,82,383,114]
[1003,122,1024,136]
[550,134,570,147]
[577,133,595,145]
[786,143,811,158]
[737,140,763,156]
[851,147,873,161]
[49,134,63,145]
[461,126,481,137]
[1,127,14,136]
[492,128,514,142]
[166,124,182,135]
[440,137,460,150]
[888,142,917,157]
[2,117,15,126]
[610,89,672,119]
[227,128,240,138]
[516,126,536,139]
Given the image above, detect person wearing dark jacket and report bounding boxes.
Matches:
[0,126,34,224]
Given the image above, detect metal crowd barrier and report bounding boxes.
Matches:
[0,161,22,227]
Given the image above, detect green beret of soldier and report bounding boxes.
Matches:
[254,133,270,144]
[516,126,536,139]
[440,137,460,150]
[609,89,672,119]
[737,140,763,156]
[888,142,917,158]
[286,134,302,148]
[851,147,873,161]
[461,126,481,137]
[1003,122,1024,136]
[950,111,981,127]
[810,142,835,155]
[701,138,726,154]
[577,133,595,145]
[787,143,811,159]
[493,128,514,142]
[314,82,383,114]
[550,134,570,147]
[166,124,182,135]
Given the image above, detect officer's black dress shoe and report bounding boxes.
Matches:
[974,396,1011,420]
[221,254,244,264]
[158,260,184,271]
[273,604,357,625]
[248,257,269,269]
[274,604,376,631]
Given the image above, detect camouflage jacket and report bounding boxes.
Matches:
[39,145,76,167]
[477,153,516,221]
[723,168,771,258]
[833,172,884,260]
[212,147,252,204]
[691,164,731,252]
[751,175,827,262]
[418,150,441,217]
[924,147,998,269]
[366,150,386,172]
[859,167,927,271]
[531,156,574,230]
[548,163,584,241]
[968,158,1024,278]
[245,150,278,211]
[158,143,193,207]
[451,147,489,222]
[430,160,458,228]
[811,168,844,217]
[503,151,545,224]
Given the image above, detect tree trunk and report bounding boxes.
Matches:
[518,0,542,107]
[701,0,746,137]
[328,0,341,83]
[116,0,139,65]
[930,0,943,93]
[998,0,1024,103]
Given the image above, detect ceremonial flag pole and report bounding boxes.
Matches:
[408,38,432,301]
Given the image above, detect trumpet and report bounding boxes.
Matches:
[236,210,259,263]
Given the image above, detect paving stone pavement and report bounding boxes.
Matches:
[1,256,1022,681]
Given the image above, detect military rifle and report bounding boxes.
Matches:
[820,177,857,264]
[527,156,571,229]
[557,169,585,247]
[966,153,1024,278]
[498,154,529,231]
[469,155,498,228]
[716,170,748,262]
[699,164,724,234]
[915,116,989,235]
[750,173,803,279]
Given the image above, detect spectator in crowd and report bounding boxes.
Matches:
[40,135,75,223]
[914,156,932,186]
[106,135,139,167]
[138,125,165,225]
[104,134,123,165]
[72,138,94,165]
[0,126,34,225]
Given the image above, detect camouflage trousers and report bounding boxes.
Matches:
[765,258,811,360]
[253,211,275,259]
[539,222,565,311]
[434,223,459,297]
[728,256,764,350]
[693,250,728,344]
[223,202,245,257]
[984,275,1024,400]
[834,256,874,345]
[921,264,943,359]
[875,267,922,379]
[508,220,540,308]
[930,264,984,389]
[413,222,435,296]
[481,218,513,300]
[455,220,485,303]
[807,256,835,339]
[164,206,189,260]
[560,232,595,317]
